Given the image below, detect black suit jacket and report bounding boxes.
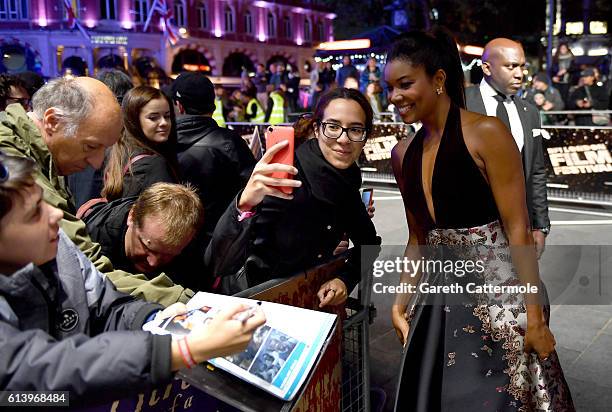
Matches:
[465,85,550,230]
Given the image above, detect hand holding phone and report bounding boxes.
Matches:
[265,126,295,194]
[362,188,374,208]
[238,139,302,211]
[362,188,375,218]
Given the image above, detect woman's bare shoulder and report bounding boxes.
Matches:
[461,109,504,132]
[460,109,514,146]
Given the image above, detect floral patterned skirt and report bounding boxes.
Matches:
[394,220,575,412]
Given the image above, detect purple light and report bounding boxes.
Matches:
[253,1,272,8]
[120,0,132,28]
[258,32,266,42]
[37,4,47,27]
[214,28,222,37]
[85,19,96,28]
[296,36,303,46]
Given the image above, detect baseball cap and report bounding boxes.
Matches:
[580,68,595,77]
[533,72,550,83]
[172,72,216,114]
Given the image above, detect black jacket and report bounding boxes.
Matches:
[568,84,609,126]
[466,85,551,230]
[176,115,256,244]
[119,151,176,200]
[84,195,254,292]
[0,230,170,405]
[84,197,137,274]
[213,138,381,293]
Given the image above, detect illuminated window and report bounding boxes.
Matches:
[267,12,276,38]
[317,21,324,41]
[283,16,291,39]
[197,1,207,29]
[173,0,186,27]
[244,11,253,34]
[565,22,584,36]
[224,6,234,32]
[0,0,28,20]
[304,18,312,42]
[100,0,117,20]
[133,0,148,24]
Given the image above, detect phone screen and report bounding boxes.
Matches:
[361,189,373,208]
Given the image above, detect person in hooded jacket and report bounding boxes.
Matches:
[0,154,265,406]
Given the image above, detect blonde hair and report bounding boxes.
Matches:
[130,182,203,247]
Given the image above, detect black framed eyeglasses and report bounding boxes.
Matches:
[318,122,368,142]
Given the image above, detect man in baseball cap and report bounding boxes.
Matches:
[172,72,216,115]
[530,72,564,111]
[173,72,256,246]
[569,66,608,126]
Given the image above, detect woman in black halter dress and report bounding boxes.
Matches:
[385,30,575,411]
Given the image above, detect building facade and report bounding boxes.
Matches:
[0,0,335,82]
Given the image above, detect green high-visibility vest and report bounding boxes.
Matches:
[269,91,285,125]
[247,98,265,124]
[212,98,226,127]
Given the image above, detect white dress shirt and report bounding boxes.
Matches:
[479,78,524,152]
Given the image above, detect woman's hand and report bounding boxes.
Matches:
[367,202,376,219]
[185,304,266,364]
[318,278,348,308]
[524,321,556,361]
[238,140,302,211]
[391,305,410,347]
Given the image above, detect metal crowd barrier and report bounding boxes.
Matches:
[539,109,612,126]
[227,119,611,207]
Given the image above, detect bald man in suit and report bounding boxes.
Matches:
[466,38,550,258]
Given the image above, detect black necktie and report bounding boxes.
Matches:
[493,93,511,131]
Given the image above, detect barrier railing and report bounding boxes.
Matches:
[539,110,612,127]
[77,254,374,412]
[227,119,611,206]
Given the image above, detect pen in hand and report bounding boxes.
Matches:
[234,301,262,325]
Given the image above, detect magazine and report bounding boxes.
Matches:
[143,292,337,401]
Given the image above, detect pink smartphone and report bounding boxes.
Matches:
[265,126,295,194]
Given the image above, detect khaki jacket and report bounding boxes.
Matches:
[0,104,193,306]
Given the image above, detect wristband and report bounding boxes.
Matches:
[238,209,256,222]
[177,337,197,369]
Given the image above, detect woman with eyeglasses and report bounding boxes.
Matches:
[211,87,381,306]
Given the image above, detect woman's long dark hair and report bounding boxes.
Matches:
[293,87,374,145]
[553,42,574,63]
[387,27,465,109]
[103,86,179,200]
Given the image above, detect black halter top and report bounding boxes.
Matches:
[401,103,499,232]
